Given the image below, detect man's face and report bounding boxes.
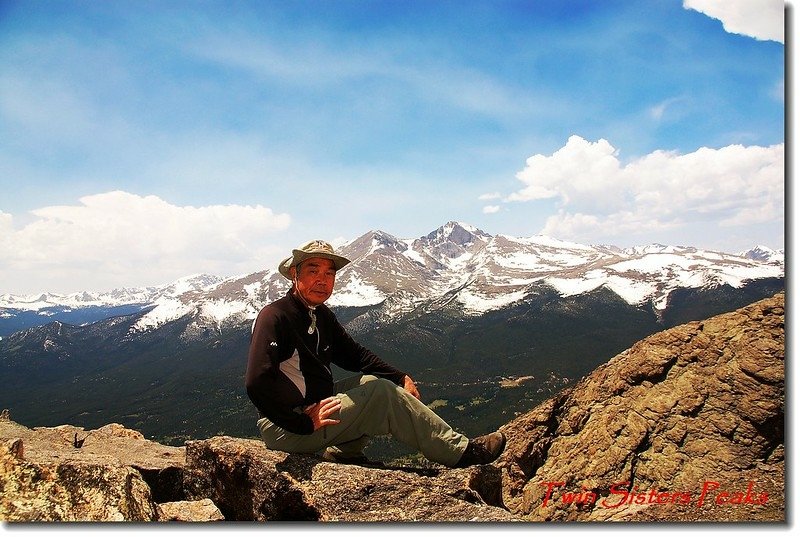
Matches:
[291,257,337,307]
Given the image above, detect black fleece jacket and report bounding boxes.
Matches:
[245,290,407,435]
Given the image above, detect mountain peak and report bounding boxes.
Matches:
[341,230,404,260]
[425,221,488,246]
[740,245,783,263]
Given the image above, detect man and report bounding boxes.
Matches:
[245,239,506,467]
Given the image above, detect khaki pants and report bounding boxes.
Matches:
[257,374,469,467]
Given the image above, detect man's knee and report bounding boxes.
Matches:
[358,374,381,385]
[360,376,400,401]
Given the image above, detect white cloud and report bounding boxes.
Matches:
[508,136,784,245]
[648,97,686,121]
[0,210,12,229]
[507,136,625,212]
[0,191,291,293]
[478,192,502,201]
[482,205,501,214]
[683,0,784,43]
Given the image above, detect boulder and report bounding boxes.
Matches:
[157,499,225,522]
[498,292,785,522]
[0,416,189,521]
[0,436,157,521]
[1,413,517,522]
[183,435,518,521]
[0,417,185,503]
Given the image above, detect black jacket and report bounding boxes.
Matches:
[245,291,407,434]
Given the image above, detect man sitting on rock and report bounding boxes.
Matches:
[245,240,506,467]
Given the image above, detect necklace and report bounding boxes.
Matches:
[308,308,317,335]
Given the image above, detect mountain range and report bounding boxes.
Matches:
[0,222,785,448]
[1,221,784,336]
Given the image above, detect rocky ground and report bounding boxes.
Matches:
[0,411,514,522]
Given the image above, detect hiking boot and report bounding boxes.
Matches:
[453,432,506,468]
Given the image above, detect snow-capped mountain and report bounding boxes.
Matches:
[739,245,784,264]
[122,222,783,334]
[0,273,224,311]
[0,222,785,445]
[1,222,784,337]
[0,274,225,337]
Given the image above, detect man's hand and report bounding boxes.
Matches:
[304,396,342,431]
[403,375,421,400]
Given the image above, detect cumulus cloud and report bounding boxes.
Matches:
[507,135,784,245]
[508,137,625,211]
[0,191,291,293]
[483,205,501,214]
[683,0,784,43]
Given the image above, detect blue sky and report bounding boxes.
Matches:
[0,0,786,294]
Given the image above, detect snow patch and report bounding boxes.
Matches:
[131,298,194,333]
[198,299,250,324]
[456,287,528,314]
[329,274,387,307]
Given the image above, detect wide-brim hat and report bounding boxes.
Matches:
[278,239,351,280]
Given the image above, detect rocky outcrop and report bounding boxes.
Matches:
[0,416,185,521]
[498,292,785,522]
[0,414,515,522]
[0,293,784,522]
[182,435,515,521]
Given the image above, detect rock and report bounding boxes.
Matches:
[157,499,224,522]
[1,418,516,522]
[0,437,157,521]
[0,419,185,504]
[498,292,785,522]
[183,435,518,521]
